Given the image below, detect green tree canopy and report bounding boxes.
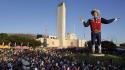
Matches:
[0,33,41,48]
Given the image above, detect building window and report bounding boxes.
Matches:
[71,42,73,46]
[52,41,54,45]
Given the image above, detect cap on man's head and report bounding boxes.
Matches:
[91,9,100,15]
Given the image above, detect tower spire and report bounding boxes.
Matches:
[57,1,66,47]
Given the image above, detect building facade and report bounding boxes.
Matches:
[36,2,86,48]
[36,33,86,48]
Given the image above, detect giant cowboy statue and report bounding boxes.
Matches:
[80,9,120,54]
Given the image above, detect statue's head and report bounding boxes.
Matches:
[91,9,100,17]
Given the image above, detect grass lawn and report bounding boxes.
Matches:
[66,53,125,65]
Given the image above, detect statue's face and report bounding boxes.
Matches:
[92,12,99,17]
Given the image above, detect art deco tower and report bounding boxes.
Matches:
[57,2,66,47]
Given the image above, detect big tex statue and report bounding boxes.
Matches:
[80,9,120,54]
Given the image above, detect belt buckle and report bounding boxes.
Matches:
[94,29,99,32]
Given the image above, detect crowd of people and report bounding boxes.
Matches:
[0,48,124,70]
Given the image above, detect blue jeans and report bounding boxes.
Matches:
[91,32,101,46]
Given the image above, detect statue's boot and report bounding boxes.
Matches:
[98,45,102,54]
[92,45,95,53]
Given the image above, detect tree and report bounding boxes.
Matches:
[120,43,125,47]
[119,43,125,49]
[101,41,116,48]
[101,41,117,53]
[0,33,41,48]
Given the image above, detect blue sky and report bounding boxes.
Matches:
[0,0,125,44]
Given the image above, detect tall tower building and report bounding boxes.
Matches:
[57,2,66,47]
